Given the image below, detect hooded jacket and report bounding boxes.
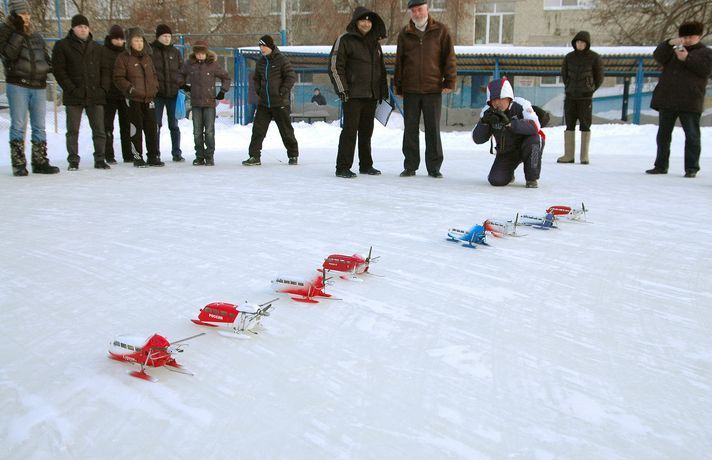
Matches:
[113,32,159,103]
[394,15,457,95]
[150,39,182,98]
[0,15,52,88]
[650,39,712,113]
[176,50,231,108]
[328,6,388,100]
[561,31,604,100]
[52,30,109,106]
[253,46,296,108]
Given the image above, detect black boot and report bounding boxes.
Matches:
[30,140,60,174]
[10,140,28,176]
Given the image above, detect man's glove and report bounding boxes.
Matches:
[180,85,191,92]
[215,89,225,100]
[9,12,25,31]
[338,90,350,103]
[480,108,510,131]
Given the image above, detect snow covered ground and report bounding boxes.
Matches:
[1,113,711,459]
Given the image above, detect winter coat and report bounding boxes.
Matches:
[52,30,109,106]
[253,47,296,108]
[650,40,712,114]
[113,45,159,103]
[0,17,52,89]
[394,16,457,95]
[102,36,126,100]
[561,31,604,100]
[472,100,541,155]
[176,50,231,108]
[328,6,388,101]
[150,40,182,98]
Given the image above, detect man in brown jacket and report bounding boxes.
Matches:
[394,0,456,178]
[113,27,162,167]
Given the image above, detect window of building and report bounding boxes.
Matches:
[237,0,251,15]
[210,0,225,16]
[44,0,78,20]
[270,0,313,14]
[474,2,514,45]
[95,0,132,19]
[431,0,446,11]
[540,76,564,86]
[543,0,592,9]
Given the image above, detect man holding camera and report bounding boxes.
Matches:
[472,77,543,188]
[647,21,712,178]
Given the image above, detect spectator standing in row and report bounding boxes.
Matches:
[394,0,456,178]
[328,6,388,178]
[151,24,184,162]
[176,40,230,166]
[52,14,110,170]
[102,24,132,164]
[0,0,58,176]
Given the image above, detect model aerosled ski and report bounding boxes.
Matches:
[108,332,205,382]
[191,298,278,337]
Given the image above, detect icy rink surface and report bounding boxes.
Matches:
[1,116,711,459]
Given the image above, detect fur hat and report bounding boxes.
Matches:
[192,39,209,52]
[9,0,31,14]
[156,24,172,38]
[71,14,89,28]
[125,27,145,43]
[486,77,514,104]
[258,35,275,50]
[108,24,124,40]
[407,0,427,8]
[679,21,704,37]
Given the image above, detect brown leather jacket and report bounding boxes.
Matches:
[394,17,457,95]
[113,46,159,103]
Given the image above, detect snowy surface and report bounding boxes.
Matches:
[1,113,712,459]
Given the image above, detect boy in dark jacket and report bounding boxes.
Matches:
[151,24,184,162]
[647,21,712,178]
[328,6,388,178]
[52,14,111,170]
[472,78,544,188]
[0,0,58,176]
[242,35,299,166]
[102,24,132,164]
[113,27,162,167]
[176,40,230,166]
[558,31,603,165]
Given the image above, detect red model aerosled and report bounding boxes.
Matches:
[322,246,379,279]
[191,298,277,337]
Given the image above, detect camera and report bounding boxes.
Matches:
[674,44,685,51]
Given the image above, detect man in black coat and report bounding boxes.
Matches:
[151,24,184,162]
[472,78,544,188]
[558,30,603,165]
[242,35,299,166]
[102,24,132,164]
[52,14,111,170]
[647,21,712,178]
[328,6,388,178]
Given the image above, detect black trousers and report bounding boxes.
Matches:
[127,100,159,161]
[402,93,443,174]
[104,97,132,162]
[488,135,543,186]
[248,105,299,159]
[564,98,593,132]
[65,104,106,164]
[336,98,377,172]
[655,110,701,173]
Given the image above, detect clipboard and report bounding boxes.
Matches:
[375,99,394,126]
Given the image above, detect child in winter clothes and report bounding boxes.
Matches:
[176,40,231,166]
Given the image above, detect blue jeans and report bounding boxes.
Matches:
[7,83,47,142]
[192,106,215,159]
[655,110,702,172]
[154,96,182,157]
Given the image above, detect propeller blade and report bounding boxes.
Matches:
[169,332,206,346]
[258,298,279,307]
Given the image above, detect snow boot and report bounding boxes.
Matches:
[10,140,28,176]
[30,141,60,174]
[557,130,575,163]
[205,155,215,166]
[580,131,591,164]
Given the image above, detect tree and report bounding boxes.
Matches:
[591,0,711,45]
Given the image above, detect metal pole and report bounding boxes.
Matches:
[280,0,287,45]
[494,57,500,80]
[621,76,630,122]
[633,58,644,125]
[55,0,62,39]
[3,0,9,15]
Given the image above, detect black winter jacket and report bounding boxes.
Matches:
[150,40,182,98]
[561,31,604,100]
[651,40,712,113]
[328,6,388,101]
[253,47,296,108]
[52,30,109,106]
[472,101,541,155]
[102,36,125,100]
[0,16,51,89]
